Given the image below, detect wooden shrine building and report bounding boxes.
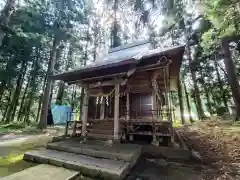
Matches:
[51,41,185,145]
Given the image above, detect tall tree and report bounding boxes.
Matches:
[213,55,229,110]
[177,78,185,124]
[56,43,73,103]
[221,38,240,120]
[186,45,205,119]
[202,0,240,119]
[39,36,61,129]
[183,80,194,123]
[0,0,16,47]
[79,25,91,119]
[38,0,86,129]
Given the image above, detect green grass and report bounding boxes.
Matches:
[173,121,181,128]
[0,123,26,133]
[0,122,43,135]
[0,123,25,129]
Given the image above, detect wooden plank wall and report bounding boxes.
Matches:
[86,68,171,120]
[128,71,152,94]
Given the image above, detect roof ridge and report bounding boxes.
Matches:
[108,40,150,53]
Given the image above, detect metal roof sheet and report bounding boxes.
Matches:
[53,43,184,77]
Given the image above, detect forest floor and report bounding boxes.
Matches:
[178,117,240,180]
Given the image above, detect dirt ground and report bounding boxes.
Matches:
[178,118,240,180]
[125,158,205,180]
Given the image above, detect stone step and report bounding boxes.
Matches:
[24,149,130,180]
[1,164,79,180]
[47,140,141,163]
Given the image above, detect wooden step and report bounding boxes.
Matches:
[91,122,113,124]
[24,149,130,180]
[90,119,114,122]
[128,131,172,136]
[92,124,114,127]
[92,121,114,124]
[92,120,114,124]
[91,126,114,130]
[87,133,114,140]
[89,129,113,135]
[92,123,114,126]
[1,164,79,180]
[91,122,114,124]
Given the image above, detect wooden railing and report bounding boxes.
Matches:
[121,109,172,122]
[120,109,173,142]
[65,110,173,142]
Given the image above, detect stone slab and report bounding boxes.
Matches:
[23,148,131,180]
[1,164,79,180]
[47,140,142,163]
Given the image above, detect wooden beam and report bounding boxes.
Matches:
[114,83,120,141]
[81,85,89,137]
[137,59,171,73]
[127,68,136,77]
[88,78,128,88]
[68,72,126,85]
[89,81,114,88]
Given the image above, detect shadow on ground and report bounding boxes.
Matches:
[125,158,204,180]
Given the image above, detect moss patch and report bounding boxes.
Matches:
[0,134,54,177]
[0,153,24,166]
[0,150,36,177]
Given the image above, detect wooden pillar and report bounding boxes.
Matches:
[114,83,120,141]
[100,96,105,120]
[152,89,158,145]
[152,90,157,119]
[156,96,161,120]
[81,85,89,137]
[126,92,130,120]
[151,72,158,120]
[163,67,170,121]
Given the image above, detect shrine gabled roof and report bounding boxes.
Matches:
[51,41,185,84]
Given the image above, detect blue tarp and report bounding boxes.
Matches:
[51,104,73,125]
